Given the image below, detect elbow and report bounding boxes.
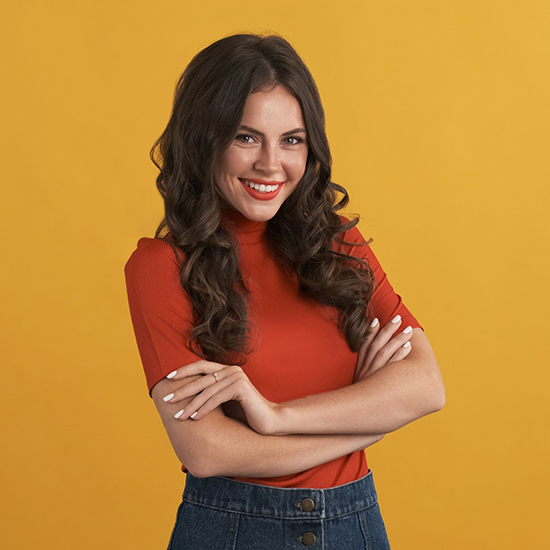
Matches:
[175,433,226,479]
[406,386,444,427]
[408,364,445,421]
[428,388,445,414]
[408,331,445,415]
[186,461,216,479]
[179,453,219,479]
[425,372,446,414]
[436,383,446,411]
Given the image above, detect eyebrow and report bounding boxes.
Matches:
[239,125,307,138]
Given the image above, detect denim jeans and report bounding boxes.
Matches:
[167,471,391,549]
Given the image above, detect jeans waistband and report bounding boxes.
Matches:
[182,471,379,520]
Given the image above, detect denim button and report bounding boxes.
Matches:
[300,498,315,512]
[301,532,316,545]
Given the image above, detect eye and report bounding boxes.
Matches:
[283,136,305,146]
[235,134,255,144]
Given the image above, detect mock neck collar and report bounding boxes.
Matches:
[220,209,267,243]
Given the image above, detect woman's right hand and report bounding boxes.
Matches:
[162,360,282,435]
[353,315,413,383]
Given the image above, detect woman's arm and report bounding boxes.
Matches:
[273,328,444,435]
[127,239,384,478]
[151,376,383,478]
[167,325,444,437]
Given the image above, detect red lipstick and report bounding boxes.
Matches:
[239,179,284,201]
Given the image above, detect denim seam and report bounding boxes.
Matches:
[227,512,240,550]
[180,497,378,520]
[358,509,371,550]
[204,471,374,495]
[320,501,379,522]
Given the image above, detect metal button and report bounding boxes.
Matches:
[301,532,316,546]
[300,498,315,512]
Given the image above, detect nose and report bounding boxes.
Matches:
[253,143,281,175]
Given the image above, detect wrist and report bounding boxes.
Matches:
[247,400,289,436]
[268,402,295,436]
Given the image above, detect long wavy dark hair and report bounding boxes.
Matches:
[151,33,375,363]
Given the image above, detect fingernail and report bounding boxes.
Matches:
[163,393,174,402]
[174,409,184,419]
[167,371,177,379]
[402,326,412,334]
[403,341,411,348]
[190,411,198,419]
[391,315,401,323]
[370,318,379,328]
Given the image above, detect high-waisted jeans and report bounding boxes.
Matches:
[167,471,391,549]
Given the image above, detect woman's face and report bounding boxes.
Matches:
[214,85,308,222]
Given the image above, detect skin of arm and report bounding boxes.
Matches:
[169,326,444,437]
[273,328,445,436]
[151,376,384,479]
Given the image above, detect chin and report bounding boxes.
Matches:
[240,204,280,222]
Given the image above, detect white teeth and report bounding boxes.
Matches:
[243,180,280,193]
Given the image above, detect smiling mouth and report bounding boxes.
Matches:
[240,179,283,194]
[239,178,285,201]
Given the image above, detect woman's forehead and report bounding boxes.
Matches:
[240,86,305,134]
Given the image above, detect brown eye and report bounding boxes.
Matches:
[283,136,304,145]
[235,134,255,144]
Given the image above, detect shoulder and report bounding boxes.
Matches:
[125,237,183,291]
[125,236,182,272]
[335,216,372,255]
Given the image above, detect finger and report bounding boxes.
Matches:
[364,318,381,346]
[165,360,228,381]
[188,385,240,421]
[357,318,380,367]
[369,326,413,372]
[163,375,215,404]
[165,366,241,404]
[362,315,403,368]
[353,363,368,384]
[174,369,246,420]
[387,341,412,364]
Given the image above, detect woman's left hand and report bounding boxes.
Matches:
[354,316,413,383]
[163,360,280,435]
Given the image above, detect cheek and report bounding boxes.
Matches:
[214,153,241,191]
[221,147,253,176]
[290,152,308,181]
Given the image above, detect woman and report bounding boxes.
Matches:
[125,33,444,550]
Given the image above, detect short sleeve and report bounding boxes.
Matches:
[124,238,200,393]
[339,222,423,331]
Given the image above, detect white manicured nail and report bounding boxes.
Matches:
[174,409,184,419]
[403,341,411,348]
[190,411,198,419]
[403,326,413,334]
[370,318,379,328]
[163,393,174,402]
[167,370,177,379]
[391,315,401,323]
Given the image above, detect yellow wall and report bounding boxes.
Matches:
[1,1,549,548]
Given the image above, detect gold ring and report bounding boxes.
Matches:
[213,372,219,383]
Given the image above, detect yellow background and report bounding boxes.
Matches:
[1,1,549,548]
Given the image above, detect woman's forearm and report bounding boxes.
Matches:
[150,329,442,477]
[152,376,382,479]
[161,329,444,440]
[188,413,382,478]
[272,329,445,436]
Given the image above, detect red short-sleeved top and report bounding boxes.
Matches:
[125,212,421,488]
